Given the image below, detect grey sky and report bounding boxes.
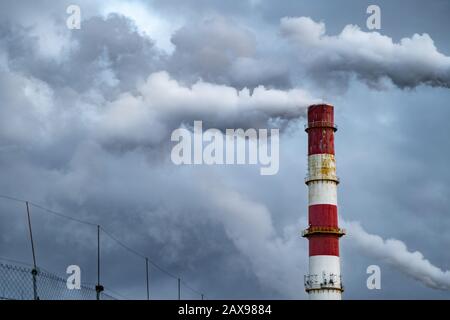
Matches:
[0,0,449,299]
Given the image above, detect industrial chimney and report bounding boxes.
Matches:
[303,104,345,300]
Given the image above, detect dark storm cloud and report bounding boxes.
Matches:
[0,12,314,155]
[1,14,165,96]
[0,141,308,299]
[168,16,291,89]
[0,12,314,149]
[1,0,450,300]
[149,0,255,17]
[169,17,256,83]
[62,14,166,93]
[0,6,314,299]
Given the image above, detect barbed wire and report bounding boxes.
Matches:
[0,194,97,227]
[181,279,204,297]
[100,227,180,280]
[0,193,205,299]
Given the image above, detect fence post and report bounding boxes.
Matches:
[95,225,104,300]
[26,202,39,300]
[146,258,150,300]
[178,278,181,300]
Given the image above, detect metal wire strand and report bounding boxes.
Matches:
[0,193,205,300]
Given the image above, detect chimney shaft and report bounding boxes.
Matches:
[303,104,344,300]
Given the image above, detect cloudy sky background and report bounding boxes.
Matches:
[0,0,450,299]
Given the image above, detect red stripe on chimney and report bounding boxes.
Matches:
[309,235,339,256]
[308,204,338,227]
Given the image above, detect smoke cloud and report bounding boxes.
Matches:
[1,1,450,299]
[281,17,450,89]
[168,17,291,89]
[345,221,450,290]
[201,179,307,298]
[98,71,319,148]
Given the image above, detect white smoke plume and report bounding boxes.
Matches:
[199,177,307,298]
[344,221,450,290]
[97,71,319,147]
[281,17,450,89]
[196,178,450,296]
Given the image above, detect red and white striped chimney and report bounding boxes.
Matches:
[303,104,345,300]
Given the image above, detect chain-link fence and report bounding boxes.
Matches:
[0,261,117,300]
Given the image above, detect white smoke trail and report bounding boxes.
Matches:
[198,176,308,298]
[281,17,450,89]
[199,174,450,295]
[96,71,320,147]
[344,220,450,290]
